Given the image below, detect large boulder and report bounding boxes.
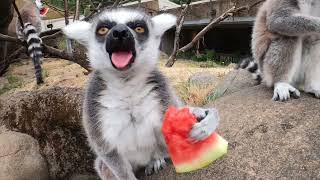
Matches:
[0,128,49,180]
[208,69,256,99]
[143,83,320,179]
[188,71,219,87]
[0,87,95,180]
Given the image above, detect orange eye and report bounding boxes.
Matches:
[135,27,145,33]
[97,27,109,35]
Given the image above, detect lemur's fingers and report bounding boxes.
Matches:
[288,86,300,99]
[188,107,206,121]
[273,82,300,101]
[189,123,210,141]
[189,108,220,142]
[145,158,167,176]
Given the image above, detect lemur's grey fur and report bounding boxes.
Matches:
[16,0,44,84]
[240,0,320,101]
[63,9,220,180]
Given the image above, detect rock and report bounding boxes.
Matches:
[0,87,95,180]
[0,130,49,180]
[143,85,320,180]
[69,174,99,180]
[0,77,8,89]
[209,69,256,99]
[188,71,218,87]
[227,63,237,69]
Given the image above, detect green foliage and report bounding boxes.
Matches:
[177,48,244,66]
[205,89,224,104]
[42,69,49,79]
[0,75,23,95]
[57,38,66,50]
[178,50,216,62]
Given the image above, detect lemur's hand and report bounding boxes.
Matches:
[188,107,220,142]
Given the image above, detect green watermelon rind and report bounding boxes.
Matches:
[174,135,228,173]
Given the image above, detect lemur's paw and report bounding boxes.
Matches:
[145,158,167,176]
[272,82,300,101]
[307,90,320,99]
[314,91,320,98]
[189,108,220,142]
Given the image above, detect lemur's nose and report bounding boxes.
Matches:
[112,24,129,40]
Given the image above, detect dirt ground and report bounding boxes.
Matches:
[0,58,233,100]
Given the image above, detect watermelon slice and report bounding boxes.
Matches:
[40,7,49,16]
[162,106,228,173]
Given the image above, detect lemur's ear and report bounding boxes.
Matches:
[63,21,92,45]
[152,13,177,37]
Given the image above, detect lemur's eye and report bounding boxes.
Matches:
[97,27,109,35]
[135,27,145,33]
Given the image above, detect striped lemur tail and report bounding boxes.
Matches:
[237,57,262,84]
[23,22,43,84]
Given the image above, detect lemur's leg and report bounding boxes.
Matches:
[97,150,137,180]
[95,157,118,180]
[263,37,302,101]
[189,107,220,141]
[304,40,320,98]
[145,158,167,176]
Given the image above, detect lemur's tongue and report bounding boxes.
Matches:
[111,52,133,69]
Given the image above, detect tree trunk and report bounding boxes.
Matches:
[64,0,73,55]
[74,0,80,21]
[0,0,13,75]
[165,0,192,67]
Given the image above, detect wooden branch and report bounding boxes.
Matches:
[166,0,192,67]
[83,2,102,21]
[8,46,26,60]
[74,0,80,21]
[178,6,238,53]
[119,0,132,6]
[178,1,262,53]
[43,44,90,71]
[0,33,21,43]
[64,0,70,25]
[250,0,265,9]
[40,29,61,37]
[41,30,62,41]
[165,0,265,67]
[0,46,26,76]
[87,0,95,7]
[112,0,121,8]
[12,0,24,28]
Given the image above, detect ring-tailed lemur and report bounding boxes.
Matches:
[16,0,44,84]
[63,9,220,180]
[239,0,320,101]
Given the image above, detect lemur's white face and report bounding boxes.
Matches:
[63,9,176,73]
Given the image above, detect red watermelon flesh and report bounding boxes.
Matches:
[40,7,49,16]
[162,106,228,173]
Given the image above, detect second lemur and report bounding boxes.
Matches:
[239,0,320,101]
[14,0,45,84]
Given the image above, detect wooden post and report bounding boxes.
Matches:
[64,0,73,55]
[0,0,13,75]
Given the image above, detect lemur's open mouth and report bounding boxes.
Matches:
[111,51,135,70]
[105,24,136,71]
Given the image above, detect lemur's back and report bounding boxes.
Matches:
[242,0,320,101]
[252,0,290,64]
